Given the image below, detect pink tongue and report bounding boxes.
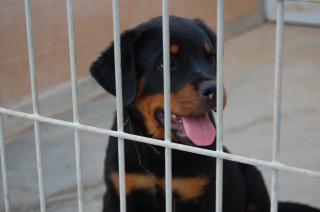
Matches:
[181,114,216,146]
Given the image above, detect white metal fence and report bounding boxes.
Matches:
[0,0,320,212]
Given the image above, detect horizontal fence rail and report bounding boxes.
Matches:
[1,107,320,179]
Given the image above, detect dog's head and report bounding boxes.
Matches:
[90,16,226,147]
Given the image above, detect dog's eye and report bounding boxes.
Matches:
[209,54,216,65]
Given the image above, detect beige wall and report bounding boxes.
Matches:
[0,0,261,105]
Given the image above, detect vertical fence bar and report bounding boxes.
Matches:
[112,0,127,212]
[162,0,172,212]
[271,1,285,212]
[0,114,10,212]
[215,0,224,212]
[24,1,46,211]
[66,0,84,211]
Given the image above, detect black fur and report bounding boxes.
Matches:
[90,29,141,106]
[90,16,320,212]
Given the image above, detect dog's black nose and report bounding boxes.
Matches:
[199,81,216,101]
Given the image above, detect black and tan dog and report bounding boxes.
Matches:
[90,16,320,212]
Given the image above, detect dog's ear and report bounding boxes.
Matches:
[90,29,141,106]
[193,19,217,47]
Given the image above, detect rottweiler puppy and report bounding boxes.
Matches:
[90,16,320,212]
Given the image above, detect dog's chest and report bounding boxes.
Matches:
[110,170,210,202]
[107,143,214,201]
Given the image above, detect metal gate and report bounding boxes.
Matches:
[1,0,320,212]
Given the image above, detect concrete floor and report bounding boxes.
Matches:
[1,23,320,211]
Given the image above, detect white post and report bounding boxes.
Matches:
[271,1,285,212]
[162,1,172,212]
[0,114,10,212]
[215,0,225,211]
[112,0,127,211]
[66,0,84,211]
[24,1,46,211]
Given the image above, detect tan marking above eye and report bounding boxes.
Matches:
[170,44,179,54]
[204,42,212,54]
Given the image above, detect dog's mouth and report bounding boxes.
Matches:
[155,110,216,146]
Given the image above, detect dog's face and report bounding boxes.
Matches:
[91,16,226,147]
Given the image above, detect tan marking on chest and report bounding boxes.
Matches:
[161,176,209,201]
[110,172,157,194]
